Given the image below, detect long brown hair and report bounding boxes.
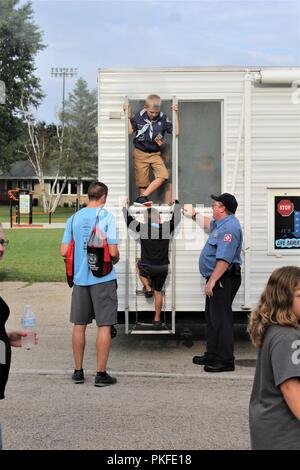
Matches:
[248,266,300,348]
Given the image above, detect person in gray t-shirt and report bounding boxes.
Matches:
[248,266,300,450]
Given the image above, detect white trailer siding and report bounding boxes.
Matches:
[97,67,300,313]
[249,86,300,300]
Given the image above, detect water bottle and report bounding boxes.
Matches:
[21,305,36,350]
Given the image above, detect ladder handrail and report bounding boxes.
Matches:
[171,95,178,333]
[125,96,130,334]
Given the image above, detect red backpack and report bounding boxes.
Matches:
[65,216,75,287]
[87,210,113,278]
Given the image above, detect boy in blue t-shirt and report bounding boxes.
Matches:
[61,182,119,387]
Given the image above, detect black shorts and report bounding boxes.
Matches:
[138,262,168,292]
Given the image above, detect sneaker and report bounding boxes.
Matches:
[94,373,117,387]
[143,286,153,298]
[152,319,162,326]
[134,196,152,206]
[72,369,85,384]
[111,325,117,339]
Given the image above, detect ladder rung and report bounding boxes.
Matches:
[135,291,149,296]
[134,321,166,327]
[130,329,174,335]
[129,205,174,214]
[129,322,173,334]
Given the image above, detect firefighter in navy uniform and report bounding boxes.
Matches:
[183,193,243,372]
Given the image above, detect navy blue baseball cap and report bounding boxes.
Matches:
[210,193,238,214]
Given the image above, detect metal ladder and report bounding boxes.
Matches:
[124,205,176,335]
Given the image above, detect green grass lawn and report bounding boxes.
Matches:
[0,205,75,224]
[0,229,66,282]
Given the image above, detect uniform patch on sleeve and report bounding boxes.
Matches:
[223,234,232,242]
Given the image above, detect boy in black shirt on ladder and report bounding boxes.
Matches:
[123,199,181,325]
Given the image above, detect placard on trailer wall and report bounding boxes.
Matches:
[268,188,300,255]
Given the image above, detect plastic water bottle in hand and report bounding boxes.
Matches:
[21,305,36,350]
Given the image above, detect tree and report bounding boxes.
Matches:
[20,100,73,213]
[63,78,98,180]
[20,79,97,213]
[19,107,61,212]
[0,0,45,170]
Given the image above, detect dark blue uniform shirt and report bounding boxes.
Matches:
[130,109,173,153]
[199,215,243,278]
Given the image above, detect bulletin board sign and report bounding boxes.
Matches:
[268,188,300,254]
[19,194,31,214]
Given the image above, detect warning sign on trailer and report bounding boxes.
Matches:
[277,199,294,217]
[275,196,300,249]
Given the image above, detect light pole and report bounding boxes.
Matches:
[50,67,78,127]
[51,67,78,209]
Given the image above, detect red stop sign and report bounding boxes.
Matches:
[277,199,294,217]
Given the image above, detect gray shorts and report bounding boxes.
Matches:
[70,280,118,326]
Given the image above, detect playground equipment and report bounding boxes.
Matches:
[8,188,33,227]
[7,188,86,227]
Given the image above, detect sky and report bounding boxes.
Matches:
[27,0,300,122]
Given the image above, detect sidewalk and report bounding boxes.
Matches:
[2,222,66,229]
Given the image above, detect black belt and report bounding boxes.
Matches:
[205,264,241,280]
[227,263,241,275]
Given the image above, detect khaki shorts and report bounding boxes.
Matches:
[133,148,168,188]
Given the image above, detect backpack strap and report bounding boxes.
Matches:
[94,207,106,240]
[70,214,75,240]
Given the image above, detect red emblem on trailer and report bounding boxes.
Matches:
[223,234,232,242]
[277,199,294,217]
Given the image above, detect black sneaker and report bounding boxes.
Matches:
[94,373,117,387]
[72,369,85,384]
[111,325,117,338]
[134,196,151,206]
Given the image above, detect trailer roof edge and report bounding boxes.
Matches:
[97,66,300,74]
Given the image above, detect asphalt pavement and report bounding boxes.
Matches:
[1,282,256,450]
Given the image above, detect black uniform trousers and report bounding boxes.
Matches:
[204,269,241,365]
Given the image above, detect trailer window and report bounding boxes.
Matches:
[178,101,222,206]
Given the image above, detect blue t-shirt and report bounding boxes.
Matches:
[62,207,118,286]
[199,215,243,278]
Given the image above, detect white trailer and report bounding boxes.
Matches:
[97,67,300,333]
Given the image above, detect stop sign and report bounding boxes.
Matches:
[277,199,294,217]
